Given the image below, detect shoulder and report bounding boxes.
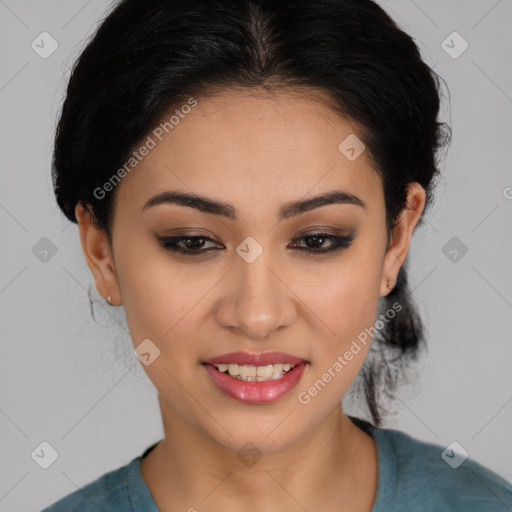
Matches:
[375,425,512,511]
[39,457,138,512]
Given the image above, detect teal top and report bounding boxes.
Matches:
[41,416,512,511]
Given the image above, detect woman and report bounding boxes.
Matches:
[42,0,512,510]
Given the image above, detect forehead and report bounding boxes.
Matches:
[113,87,383,217]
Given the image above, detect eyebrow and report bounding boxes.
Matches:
[141,189,365,220]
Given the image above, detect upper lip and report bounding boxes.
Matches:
[203,351,306,366]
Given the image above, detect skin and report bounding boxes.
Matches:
[76,87,426,511]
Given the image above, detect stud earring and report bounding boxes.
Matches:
[106,295,113,305]
[387,279,394,289]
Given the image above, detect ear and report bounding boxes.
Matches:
[75,203,122,306]
[379,182,426,297]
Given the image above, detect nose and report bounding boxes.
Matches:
[215,250,297,340]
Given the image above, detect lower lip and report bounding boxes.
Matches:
[202,362,307,404]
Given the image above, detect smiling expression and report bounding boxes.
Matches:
[78,86,422,452]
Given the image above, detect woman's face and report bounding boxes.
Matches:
[83,88,421,453]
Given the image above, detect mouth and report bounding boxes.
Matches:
[201,351,308,404]
[203,350,306,366]
[205,362,297,382]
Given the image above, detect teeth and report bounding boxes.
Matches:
[227,364,239,376]
[213,362,297,382]
[256,365,274,377]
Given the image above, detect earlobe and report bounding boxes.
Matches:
[379,182,426,297]
[75,203,121,306]
[378,275,396,298]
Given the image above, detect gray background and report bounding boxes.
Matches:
[1,1,511,510]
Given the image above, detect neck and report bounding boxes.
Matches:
[140,396,378,511]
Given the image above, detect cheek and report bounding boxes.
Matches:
[294,255,382,394]
[117,256,209,402]
[118,237,382,355]
[296,256,381,342]
[115,245,211,351]
[123,267,210,350]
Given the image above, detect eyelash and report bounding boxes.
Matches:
[156,232,355,257]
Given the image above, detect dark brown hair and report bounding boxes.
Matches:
[52,0,450,426]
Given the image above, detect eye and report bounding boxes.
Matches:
[156,235,222,256]
[289,232,355,255]
[156,232,355,257]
